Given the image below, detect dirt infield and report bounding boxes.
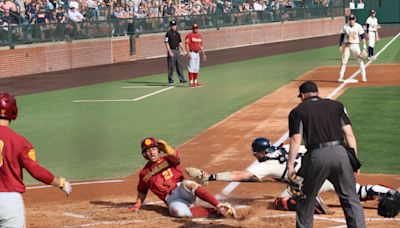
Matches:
[24,64,400,227]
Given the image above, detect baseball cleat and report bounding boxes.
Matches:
[217,203,237,219]
[195,82,203,87]
[338,78,344,83]
[362,78,368,82]
[315,196,329,214]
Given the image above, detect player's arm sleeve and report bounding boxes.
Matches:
[288,109,302,137]
[166,150,180,165]
[340,104,352,127]
[137,175,149,194]
[164,33,169,43]
[19,147,54,185]
[246,162,271,180]
[339,33,345,46]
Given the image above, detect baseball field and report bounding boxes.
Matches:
[3,26,400,227]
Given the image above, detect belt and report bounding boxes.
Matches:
[190,50,199,53]
[172,47,179,50]
[307,140,343,151]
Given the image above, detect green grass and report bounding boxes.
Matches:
[12,35,400,184]
[338,87,400,174]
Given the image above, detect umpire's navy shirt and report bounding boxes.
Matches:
[288,96,351,147]
[165,29,182,49]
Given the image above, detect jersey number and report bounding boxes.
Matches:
[0,140,4,167]
[162,168,174,180]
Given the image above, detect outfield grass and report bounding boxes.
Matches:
[338,86,400,174]
[12,35,400,184]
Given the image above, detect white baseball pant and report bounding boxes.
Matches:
[165,180,198,217]
[339,44,366,81]
[0,192,25,228]
[188,52,200,73]
[368,32,377,48]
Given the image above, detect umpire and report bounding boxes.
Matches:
[287,81,366,228]
[165,20,187,85]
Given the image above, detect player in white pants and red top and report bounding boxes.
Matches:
[185,23,207,88]
[0,93,72,227]
[366,9,380,60]
[338,14,367,83]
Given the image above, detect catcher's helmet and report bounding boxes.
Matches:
[251,137,274,154]
[141,137,158,153]
[0,92,18,121]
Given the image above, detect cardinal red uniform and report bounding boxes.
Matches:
[185,24,205,88]
[0,126,54,193]
[137,152,184,202]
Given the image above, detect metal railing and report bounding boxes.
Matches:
[0,7,344,47]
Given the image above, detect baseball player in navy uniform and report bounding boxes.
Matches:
[338,14,368,83]
[366,9,380,60]
[185,137,393,214]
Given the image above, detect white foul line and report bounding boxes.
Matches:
[121,86,164,89]
[26,179,125,190]
[221,33,400,196]
[73,86,174,103]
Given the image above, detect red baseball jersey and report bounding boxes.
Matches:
[185,32,202,52]
[137,151,184,201]
[0,126,54,192]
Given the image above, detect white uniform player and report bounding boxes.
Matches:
[338,14,367,83]
[366,9,380,59]
[186,138,394,213]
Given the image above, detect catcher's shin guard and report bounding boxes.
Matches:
[315,196,329,214]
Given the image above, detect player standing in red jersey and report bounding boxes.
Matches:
[129,137,236,218]
[185,23,207,88]
[0,92,72,227]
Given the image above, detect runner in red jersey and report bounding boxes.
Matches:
[129,137,236,218]
[0,92,72,227]
[185,23,207,88]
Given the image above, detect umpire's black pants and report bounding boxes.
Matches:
[167,49,186,83]
[297,145,366,228]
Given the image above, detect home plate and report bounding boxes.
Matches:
[344,78,358,83]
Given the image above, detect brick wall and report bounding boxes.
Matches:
[0,17,343,78]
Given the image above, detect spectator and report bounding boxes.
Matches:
[0,0,17,13]
[68,0,79,11]
[86,0,99,20]
[356,0,364,9]
[124,2,134,17]
[148,0,160,17]
[349,0,355,9]
[25,0,38,23]
[68,6,84,21]
[134,3,146,18]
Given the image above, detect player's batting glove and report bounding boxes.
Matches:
[59,177,72,196]
[157,140,175,156]
[287,174,305,200]
[185,167,211,186]
[378,189,400,218]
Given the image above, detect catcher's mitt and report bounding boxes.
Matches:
[359,49,368,59]
[287,174,305,200]
[185,167,210,186]
[378,189,400,218]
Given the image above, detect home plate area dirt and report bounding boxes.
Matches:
[25,64,400,227]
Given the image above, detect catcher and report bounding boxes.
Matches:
[378,188,400,218]
[129,137,236,218]
[186,137,395,214]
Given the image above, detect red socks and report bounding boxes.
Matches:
[194,186,219,207]
[190,206,218,218]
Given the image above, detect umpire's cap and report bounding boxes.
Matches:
[298,81,318,97]
[170,20,177,26]
[349,14,356,20]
